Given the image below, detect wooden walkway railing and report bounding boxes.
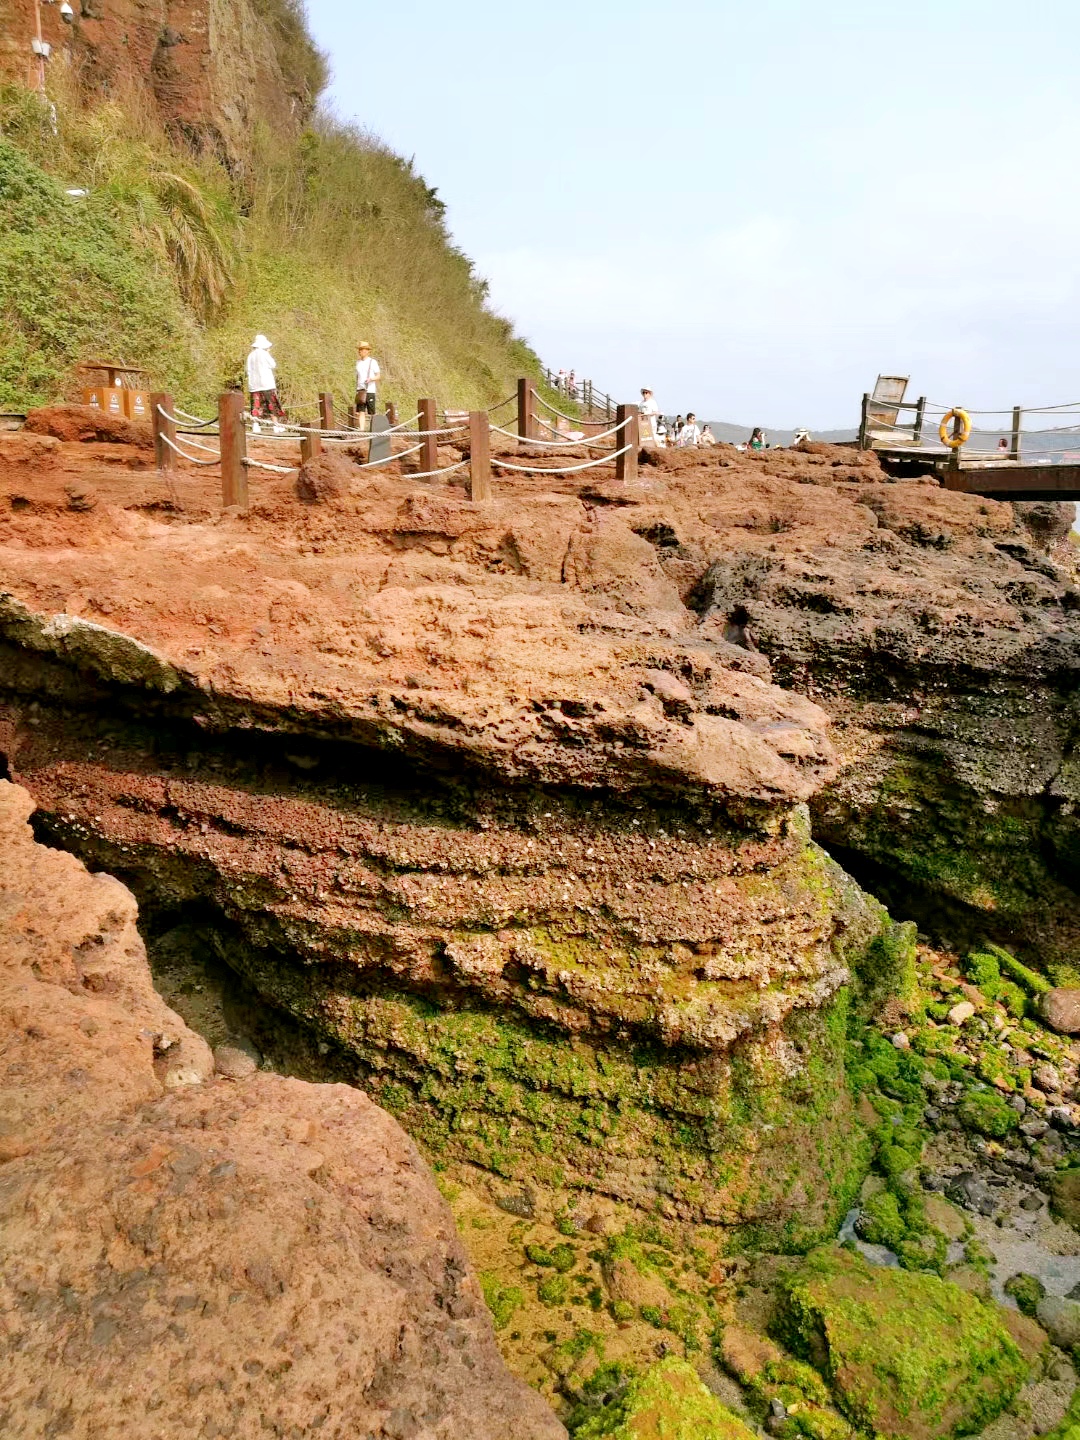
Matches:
[151,380,640,511]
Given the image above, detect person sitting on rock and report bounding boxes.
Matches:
[700,424,717,445]
[748,426,766,451]
[246,335,287,434]
[678,412,701,447]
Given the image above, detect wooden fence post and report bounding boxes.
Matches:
[418,398,438,475]
[386,402,398,427]
[151,391,175,473]
[319,393,335,432]
[1010,406,1023,462]
[300,425,321,465]
[517,377,535,440]
[469,410,491,501]
[858,393,870,450]
[615,404,639,483]
[219,392,248,510]
[913,396,927,445]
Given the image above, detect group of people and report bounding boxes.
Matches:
[245,334,383,433]
[553,368,586,400]
[638,390,716,448]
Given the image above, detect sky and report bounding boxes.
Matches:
[305,0,1080,430]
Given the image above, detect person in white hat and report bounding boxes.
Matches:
[246,335,287,434]
[639,387,660,444]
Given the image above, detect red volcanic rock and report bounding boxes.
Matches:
[24,403,153,449]
[0,780,564,1440]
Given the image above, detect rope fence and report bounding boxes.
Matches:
[150,383,642,509]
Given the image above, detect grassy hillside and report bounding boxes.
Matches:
[0,37,548,417]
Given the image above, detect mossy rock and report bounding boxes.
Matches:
[574,1356,756,1439]
[777,1246,1029,1439]
[1004,1272,1046,1319]
[957,1088,1019,1138]
[1050,1169,1080,1229]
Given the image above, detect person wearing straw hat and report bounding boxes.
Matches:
[246,334,287,434]
[355,341,382,431]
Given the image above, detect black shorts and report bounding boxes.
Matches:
[356,391,377,416]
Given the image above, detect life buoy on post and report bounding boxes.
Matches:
[939,408,971,448]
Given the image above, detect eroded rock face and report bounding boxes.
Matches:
[0,0,318,170]
[0,780,565,1440]
[4,432,1063,1235]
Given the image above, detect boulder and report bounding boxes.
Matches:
[24,402,153,448]
[0,781,565,1440]
[1040,989,1080,1035]
[1036,1296,1080,1351]
[296,450,352,503]
[779,1247,1029,1439]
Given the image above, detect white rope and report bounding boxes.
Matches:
[491,444,632,475]
[403,459,469,481]
[158,432,220,467]
[348,442,424,470]
[245,412,431,440]
[171,406,217,428]
[177,433,221,455]
[535,394,589,424]
[243,456,296,474]
[489,417,628,447]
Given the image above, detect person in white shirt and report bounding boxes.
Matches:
[355,341,382,429]
[639,387,661,443]
[678,412,701,447]
[246,335,286,434]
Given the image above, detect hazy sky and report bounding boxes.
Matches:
[305,0,1079,429]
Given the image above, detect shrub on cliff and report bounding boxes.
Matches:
[573,1357,755,1439]
[0,136,202,409]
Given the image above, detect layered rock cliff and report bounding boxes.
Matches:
[0,0,320,170]
[0,775,565,1438]
[2,424,1075,1248]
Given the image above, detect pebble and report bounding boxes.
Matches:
[1021,1119,1050,1139]
[891,1032,910,1050]
[1035,1063,1063,1094]
[948,1001,976,1026]
[1009,1094,1027,1115]
[213,1044,259,1081]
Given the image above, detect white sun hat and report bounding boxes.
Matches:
[252,334,273,349]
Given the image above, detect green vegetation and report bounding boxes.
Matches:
[479,1272,524,1331]
[574,1357,756,1440]
[0,42,551,413]
[778,1247,1029,1439]
[956,1087,1019,1138]
[1003,1272,1045,1319]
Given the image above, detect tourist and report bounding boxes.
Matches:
[568,369,577,401]
[700,424,717,446]
[748,427,766,451]
[355,341,382,430]
[672,414,685,441]
[246,334,286,434]
[997,437,1009,455]
[640,388,661,443]
[678,412,701,447]
[655,420,668,447]
[793,428,811,446]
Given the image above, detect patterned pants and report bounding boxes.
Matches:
[251,389,286,420]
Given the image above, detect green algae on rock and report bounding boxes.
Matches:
[777,1247,1029,1439]
[574,1357,755,1440]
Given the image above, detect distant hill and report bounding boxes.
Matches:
[699,421,858,447]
